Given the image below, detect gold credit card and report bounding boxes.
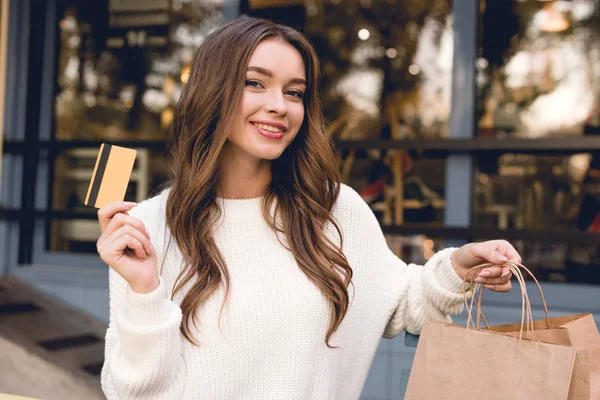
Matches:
[0,394,42,400]
[85,143,137,209]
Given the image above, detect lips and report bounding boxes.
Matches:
[250,122,285,139]
[250,120,287,132]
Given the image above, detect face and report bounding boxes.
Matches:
[227,38,306,162]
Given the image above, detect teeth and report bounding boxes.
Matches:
[253,123,283,133]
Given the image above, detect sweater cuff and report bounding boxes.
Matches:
[422,247,473,316]
[125,276,171,326]
[435,248,469,294]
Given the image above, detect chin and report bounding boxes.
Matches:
[252,149,285,161]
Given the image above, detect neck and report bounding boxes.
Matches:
[217,142,272,199]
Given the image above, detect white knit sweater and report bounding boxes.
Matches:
[101,184,468,399]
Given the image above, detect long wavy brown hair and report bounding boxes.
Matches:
[157,17,353,348]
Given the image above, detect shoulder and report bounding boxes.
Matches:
[334,183,372,215]
[332,183,382,234]
[126,187,171,225]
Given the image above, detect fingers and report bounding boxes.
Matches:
[474,265,512,285]
[97,232,146,264]
[112,224,152,257]
[113,233,147,260]
[485,280,512,293]
[102,212,150,242]
[495,240,522,264]
[97,201,138,232]
[97,223,152,263]
[470,240,523,265]
[469,242,507,264]
[476,272,512,285]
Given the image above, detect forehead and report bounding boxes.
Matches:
[248,38,306,80]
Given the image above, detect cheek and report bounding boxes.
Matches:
[290,104,305,129]
[241,92,262,117]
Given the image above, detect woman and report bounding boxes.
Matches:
[96,17,518,399]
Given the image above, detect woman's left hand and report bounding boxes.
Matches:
[450,240,521,293]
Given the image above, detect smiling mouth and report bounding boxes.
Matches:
[250,122,285,139]
[250,122,286,133]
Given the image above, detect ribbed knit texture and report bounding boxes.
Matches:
[101,184,469,399]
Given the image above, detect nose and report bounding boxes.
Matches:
[265,91,287,116]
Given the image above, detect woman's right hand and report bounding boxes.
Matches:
[97,201,160,294]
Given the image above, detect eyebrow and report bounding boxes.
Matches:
[247,66,306,86]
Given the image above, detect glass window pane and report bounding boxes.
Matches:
[472,236,600,286]
[473,153,594,231]
[54,0,224,141]
[302,0,454,140]
[478,0,600,138]
[384,234,448,265]
[49,0,226,254]
[345,154,446,227]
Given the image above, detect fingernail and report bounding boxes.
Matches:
[479,270,491,277]
[501,270,511,277]
[475,277,486,283]
[125,202,137,206]
[496,254,508,262]
[485,284,495,289]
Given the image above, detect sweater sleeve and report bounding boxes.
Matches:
[336,184,471,339]
[382,246,472,338]
[100,196,186,399]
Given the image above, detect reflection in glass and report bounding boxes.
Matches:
[474,153,592,231]
[305,0,453,141]
[386,234,446,265]
[50,1,224,253]
[478,0,600,138]
[300,0,453,226]
[54,0,224,141]
[472,237,600,285]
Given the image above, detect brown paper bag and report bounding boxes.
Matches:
[404,321,577,399]
[404,262,582,400]
[489,313,600,400]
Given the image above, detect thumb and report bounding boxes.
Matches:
[491,251,508,263]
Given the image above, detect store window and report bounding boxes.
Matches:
[302,0,453,230]
[475,0,600,233]
[49,0,224,253]
[302,0,454,141]
[473,153,590,231]
[475,0,600,285]
[477,0,600,139]
[55,0,223,142]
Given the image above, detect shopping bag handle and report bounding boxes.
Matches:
[464,263,535,339]
[465,263,534,339]
[462,261,551,339]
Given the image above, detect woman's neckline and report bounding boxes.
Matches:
[214,195,272,224]
[215,195,265,201]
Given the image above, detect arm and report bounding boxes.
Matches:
[101,271,185,399]
[382,246,469,338]
[337,184,515,338]
[100,197,186,399]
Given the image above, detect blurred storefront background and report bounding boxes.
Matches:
[1,1,600,399]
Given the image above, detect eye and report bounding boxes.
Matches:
[245,80,263,89]
[286,90,304,99]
